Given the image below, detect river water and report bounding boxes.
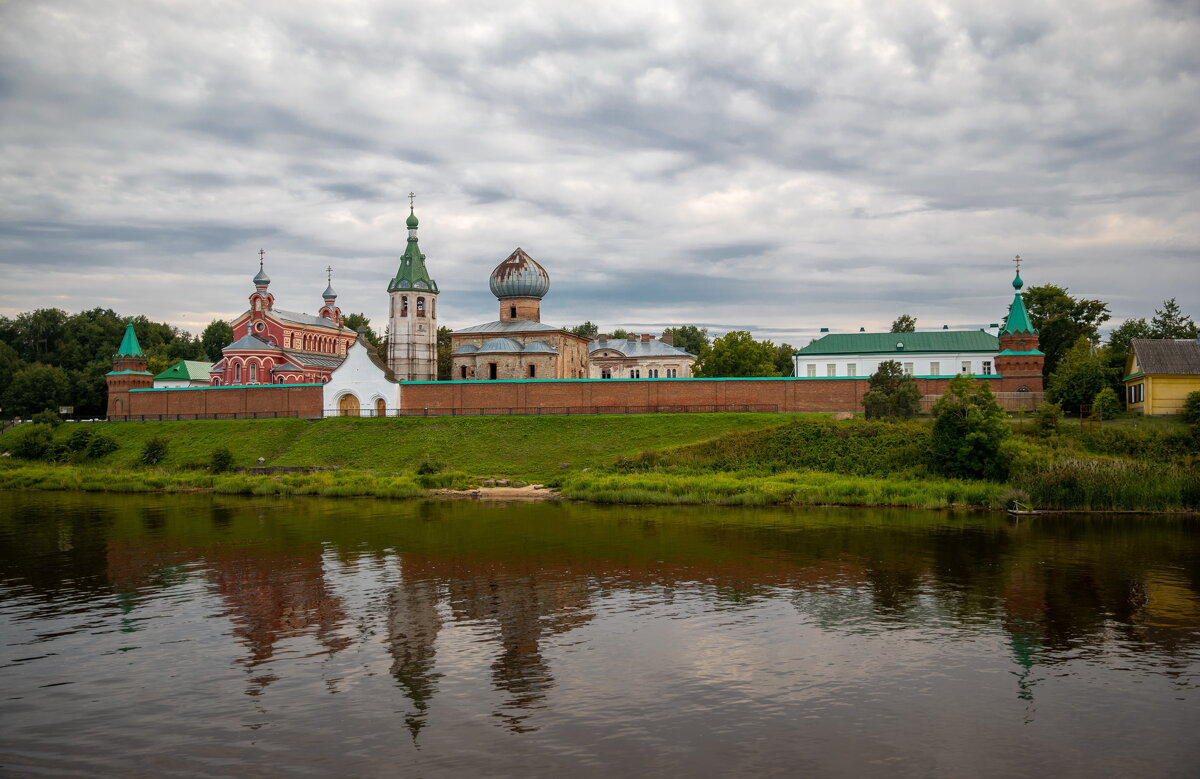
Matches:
[1,492,1198,777]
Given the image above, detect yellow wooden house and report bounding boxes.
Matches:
[1124,339,1200,415]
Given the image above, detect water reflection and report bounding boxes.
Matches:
[1,493,1199,775]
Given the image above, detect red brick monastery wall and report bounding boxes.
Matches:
[109,375,1041,419]
[110,384,324,420]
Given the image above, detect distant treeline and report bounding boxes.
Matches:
[0,308,231,418]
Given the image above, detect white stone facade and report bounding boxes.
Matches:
[324,340,398,416]
[793,351,1001,379]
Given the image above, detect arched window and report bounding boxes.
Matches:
[250,362,257,382]
[235,363,242,383]
[401,297,409,317]
[416,297,426,317]
[375,398,386,416]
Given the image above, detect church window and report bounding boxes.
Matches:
[806,364,816,378]
[235,363,242,383]
[602,369,611,379]
[903,362,913,375]
[631,369,640,378]
[847,364,857,377]
[255,299,261,311]
[510,305,517,319]
[962,361,971,374]
[827,364,836,377]
[401,297,409,317]
[460,366,467,379]
[528,364,536,378]
[417,297,425,317]
[250,363,257,382]
[982,360,993,375]
[488,363,498,380]
[930,362,940,376]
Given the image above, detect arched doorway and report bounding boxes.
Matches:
[375,398,386,417]
[339,393,361,417]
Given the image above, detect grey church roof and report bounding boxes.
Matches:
[452,320,561,335]
[1130,339,1200,375]
[223,334,275,352]
[274,308,342,330]
[589,339,696,358]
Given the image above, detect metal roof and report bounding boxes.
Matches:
[589,339,696,358]
[489,248,550,299]
[452,320,561,335]
[478,337,525,354]
[522,341,559,354]
[794,330,999,356]
[114,320,144,358]
[273,308,342,330]
[1130,339,1200,375]
[282,349,346,369]
[223,334,275,352]
[153,360,213,381]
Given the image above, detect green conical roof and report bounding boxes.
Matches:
[114,320,145,357]
[388,209,438,294]
[1002,277,1037,335]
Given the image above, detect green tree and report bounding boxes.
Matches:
[1183,391,1200,427]
[1149,298,1198,339]
[0,341,23,408]
[930,374,1010,480]
[610,328,630,341]
[1022,284,1110,378]
[4,363,71,417]
[890,314,917,333]
[437,326,453,380]
[1092,386,1122,420]
[1032,401,1063,437]
[1104,317,1153,396]
[569,321,599,338]
[1046,336,1113,413]
[694,331,779,377]
[344,313,380,346]
[772,343,795,377]
[661,325,710,358]
[861,360,921,419]
[200,319,235,362]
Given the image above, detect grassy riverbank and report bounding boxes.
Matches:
[1,413,1195,511]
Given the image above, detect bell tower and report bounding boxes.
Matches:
[386,195,439,381]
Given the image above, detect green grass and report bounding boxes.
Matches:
[558,470,1006,509]
[0,413,801,481]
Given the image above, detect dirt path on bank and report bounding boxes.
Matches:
[435,484,562,501]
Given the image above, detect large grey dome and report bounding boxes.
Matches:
[489,248,550,300]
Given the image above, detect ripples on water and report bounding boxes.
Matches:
[1,492,1199,777]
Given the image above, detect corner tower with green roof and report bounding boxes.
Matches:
[994,260,1045,388]
[106,320,153,418]
[386,199,439,381]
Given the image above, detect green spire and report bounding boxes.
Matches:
[1002,272,1036,335]
[114,320,145,357]
[388,205,438,294]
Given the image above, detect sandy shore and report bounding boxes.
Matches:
[435,484,561,501]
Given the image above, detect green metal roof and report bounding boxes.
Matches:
[153,360,213,382]
[388,208,438,294]
[793,330,999,356]
[995,349,1044,357]
[1001,290,1036,335]
[105,369,152,376]
[114,320,145,358]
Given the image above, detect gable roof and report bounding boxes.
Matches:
[794,330,999,356]
[452,320,563,335]
[154,360,212,382]
[1130,339,1200,376]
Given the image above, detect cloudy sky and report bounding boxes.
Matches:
[1,0,1197,344]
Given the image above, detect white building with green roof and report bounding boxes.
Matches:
[793,328,1003,379]
[153,360,213,388]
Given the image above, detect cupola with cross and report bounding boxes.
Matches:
[994,254,1045,383]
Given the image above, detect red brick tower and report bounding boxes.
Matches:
[106,320,153,419]
[994,256,1045,392]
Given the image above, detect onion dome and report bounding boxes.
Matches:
[323,283,337,300]
[490,248,550,300]
[478,337,525,353]
[254,265,270,286]
[1013,271,1024,290]
[406,207,419,229]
